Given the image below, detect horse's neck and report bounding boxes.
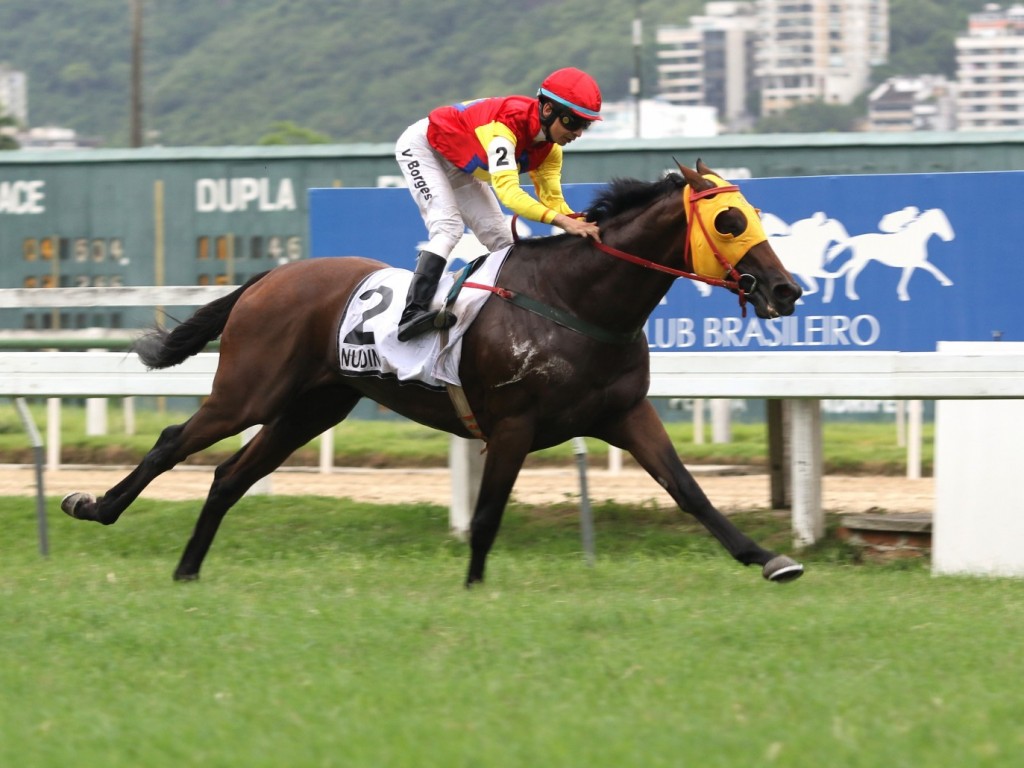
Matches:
[919,209,949,239]
[588,204,686,322]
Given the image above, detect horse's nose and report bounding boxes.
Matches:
[773,281,802,306]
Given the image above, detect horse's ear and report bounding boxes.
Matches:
[696,158,713,176]
[676,160,704,188]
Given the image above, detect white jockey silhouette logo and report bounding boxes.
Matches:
[761,211,850,299]
[761,206,956,303]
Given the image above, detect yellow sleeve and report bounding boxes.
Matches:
[491,169,557,223]
[476,122,559,224]
[528,145,574,217]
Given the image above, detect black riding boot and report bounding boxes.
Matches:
[397,251,456,341]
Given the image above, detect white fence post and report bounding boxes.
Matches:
[85,398,108,436]
[607,445,623,474]
[449,436,484,537]
[710,398,731,443]
[790,398,824,547]
[319,426,334,473]
[906,399,923,480]
[123,397,136,436]
[46,397,61,470]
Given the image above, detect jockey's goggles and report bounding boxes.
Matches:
[558,111,594,132]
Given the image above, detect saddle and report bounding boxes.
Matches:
[336,247,511,391]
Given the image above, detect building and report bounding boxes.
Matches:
[868,76,956,132]
[585,98,719,140]
[0,64,28,125]
[754,0,889,117]
[17,125,99,149]
[956,4,1024,131]
[656,2,758,131]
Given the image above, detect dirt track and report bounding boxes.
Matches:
[0,463,934,514]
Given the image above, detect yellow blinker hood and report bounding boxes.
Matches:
[683,174,767,278]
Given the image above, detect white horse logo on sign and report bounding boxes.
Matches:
[762,211,850,299]
[821,207,956,302]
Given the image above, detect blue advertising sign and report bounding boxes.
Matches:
[310,171,1023,352]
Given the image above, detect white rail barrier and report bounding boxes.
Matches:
[6,288,1024,559]
[6,347,1024,548]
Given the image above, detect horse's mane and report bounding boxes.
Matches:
[586,173,685,225]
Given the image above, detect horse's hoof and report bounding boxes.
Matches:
[173,571,199,583]
[763,555,804,583]
[60,492,96,519]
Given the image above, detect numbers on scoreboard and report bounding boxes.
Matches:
[20,235,128,290]
[194,233,303,283]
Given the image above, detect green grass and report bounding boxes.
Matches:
[2,495,1019,767]
[0,401,933,474]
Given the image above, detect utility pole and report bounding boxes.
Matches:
[130,0,143,147]
[631,1,643,139]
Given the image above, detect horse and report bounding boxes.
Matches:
[822,207,955,302]
[61,160,806,586]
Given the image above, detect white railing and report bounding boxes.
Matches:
[5,287,1024,549]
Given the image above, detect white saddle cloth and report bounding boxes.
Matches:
[336,247,511,389]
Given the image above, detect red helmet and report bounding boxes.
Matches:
[537,67,602,121]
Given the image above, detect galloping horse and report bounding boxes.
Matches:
[62,161,806,586]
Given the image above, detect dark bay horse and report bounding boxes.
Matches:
[62,161,806,585]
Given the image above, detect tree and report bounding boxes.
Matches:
[257,121,332,146]
[0,111,20,150]
[753,100,863,134]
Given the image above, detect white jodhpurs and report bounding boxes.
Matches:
[395,118,513,262]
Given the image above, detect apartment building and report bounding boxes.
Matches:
[867,76,956,132]
[657,1,888,129]
[754,0,888,116]
[656,2,758,130]
[0,64,28,125]
[956,4,1024,131]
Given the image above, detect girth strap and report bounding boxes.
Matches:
[465,282,641,345]
[438,323,487,442]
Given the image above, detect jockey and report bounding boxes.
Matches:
[393,67,603,341]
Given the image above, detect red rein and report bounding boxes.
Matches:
[511,185,753,316]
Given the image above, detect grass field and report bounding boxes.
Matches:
[2,494,1021,767]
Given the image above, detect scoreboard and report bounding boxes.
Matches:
[0,146,395,331]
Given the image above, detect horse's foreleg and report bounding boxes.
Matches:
[902,262,952,301]
[173,386,361,581]
[600,401,803,582]
[465,419,533,587]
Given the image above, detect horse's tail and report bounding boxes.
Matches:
[132,271,272,369]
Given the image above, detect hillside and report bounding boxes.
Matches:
[0,0,986,148]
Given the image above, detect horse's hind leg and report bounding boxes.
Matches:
[599,400,803,583]
[61,400,249,525]
[173,385,362,581]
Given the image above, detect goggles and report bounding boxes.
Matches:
[558,111,593,132]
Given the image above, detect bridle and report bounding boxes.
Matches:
[512,182,759,316]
